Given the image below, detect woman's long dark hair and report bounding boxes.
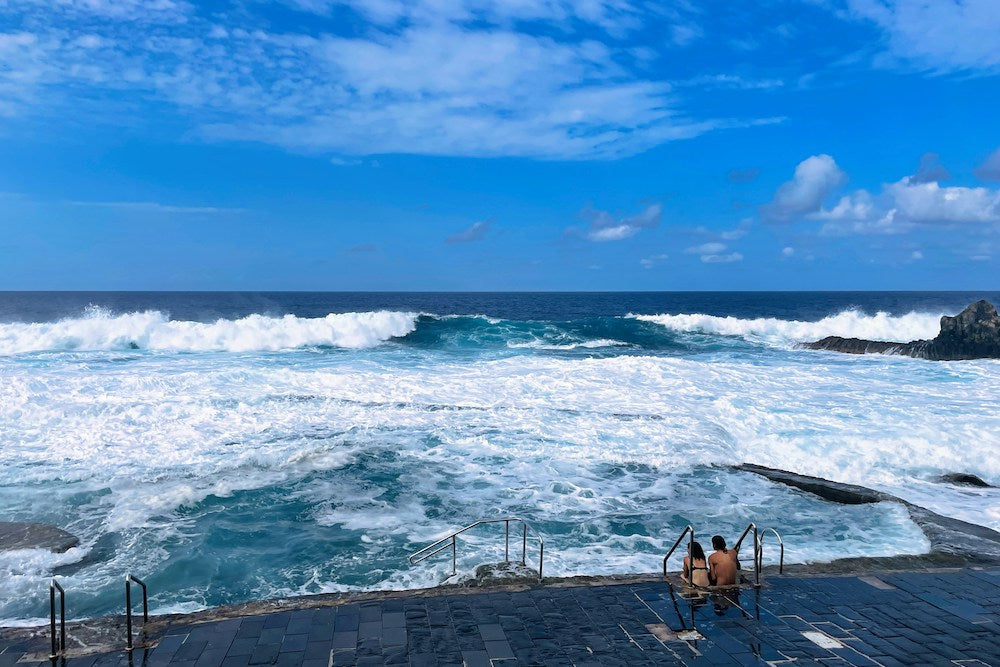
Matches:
[690,541,707,562]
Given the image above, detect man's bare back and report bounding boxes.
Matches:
[708,535,740,586]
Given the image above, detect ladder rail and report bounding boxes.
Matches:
[408,516,545,580]
[125,573,149,651]
[49,578,65,659]
[660,525,694,578]
[755,528,784,580]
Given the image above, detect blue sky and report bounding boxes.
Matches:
[1,0,999,290]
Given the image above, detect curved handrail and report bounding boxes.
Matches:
[733,522,757,553]
[755,528,784,577]
[408,517,545,580]
[661,525,694,578]
[125,573,149,651]
[49,578,65,658]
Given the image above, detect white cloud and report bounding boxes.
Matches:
[639,253,668,269]
[845,0,1000,74]
[0,0,778,160]
[781,246,794,257]
[579,203,661,242]
[685,242,742,263]
[685,242,726,255]
[818,178,1000,235]
[975,148,1000,181]
[765,153,1000,235]
[701,252,743,264]
[446,219,491,244]
[761,154,847,222]
[910,250,922,260]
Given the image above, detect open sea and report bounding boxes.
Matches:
[1,291,999,624]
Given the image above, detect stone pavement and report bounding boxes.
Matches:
[2,568,999,666]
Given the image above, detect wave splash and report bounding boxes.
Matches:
[0,307,420,354]
[631,309,944,346]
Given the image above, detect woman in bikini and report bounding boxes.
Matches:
[682,541,711,587]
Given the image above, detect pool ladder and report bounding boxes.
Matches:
[408,516,545,582]
[661,522,784,588]
[47,573,151,657]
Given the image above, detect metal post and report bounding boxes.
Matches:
[451,535,457,576]
[538,541,544,580]
[754,525,760,587]
[59,585,65,653]
[126,578,133,650]
[504,520,509,562]
[49,584,56,658]
[521,523,527,566]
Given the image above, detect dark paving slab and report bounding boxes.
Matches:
[3,568,1000,666]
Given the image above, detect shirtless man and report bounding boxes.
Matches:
[708,535,740,586]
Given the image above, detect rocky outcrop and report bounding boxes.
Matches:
[739,464,1000,563]
[0,522,79,552]
[936,473,993,488]
[804,300,1000,360]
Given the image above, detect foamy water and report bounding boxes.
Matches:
[1,295,997,623]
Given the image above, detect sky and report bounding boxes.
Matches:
[1,0,999,290]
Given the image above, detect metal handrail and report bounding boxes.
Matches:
[732,522,761,587]
[49,578,65,658]
[408,517,545,580]
[660,525,694,578]
[125,574,149,651]
[755,528,784,579]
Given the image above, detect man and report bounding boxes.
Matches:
[708,535,740,586]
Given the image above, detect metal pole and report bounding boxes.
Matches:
[142,583,148,622]
[451,535,457,576]
[521,524,527,566]
[60,588,65,653]
[49,583,56,658]
[126,578,133,650]
[538,541,544,579]
[689,527,695,630]
[754,525,760,587]
[504,520,509,562]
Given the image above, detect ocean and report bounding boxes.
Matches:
[1,291,998,624]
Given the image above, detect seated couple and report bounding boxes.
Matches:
[682,535,740,587]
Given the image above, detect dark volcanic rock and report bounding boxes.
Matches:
[0,522,79,552]
[739,463,1000,563]
[804,300,1000,360]
[806,337,904,355]
[936,472,993,488]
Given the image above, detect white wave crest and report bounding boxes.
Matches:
[0,307,419,354]
[631,309,944,346]
[507,338,630,350]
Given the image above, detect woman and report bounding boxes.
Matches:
[682,541,711,587]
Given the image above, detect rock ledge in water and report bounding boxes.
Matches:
[804,300,1000,360]
[936,473,993,488]
[0,522,80,552]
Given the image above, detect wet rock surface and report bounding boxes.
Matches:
[739,463,1000,563]
[0,522,79,552]
[804,299,1000,360]
[936,472,993,488]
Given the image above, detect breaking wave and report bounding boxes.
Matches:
[0,307,420,354]
[0,306,950,355]
[631,309,944,347]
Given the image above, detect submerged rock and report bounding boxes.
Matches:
[804,300,1000,360]
[936,473,993,488]
[459,561,541,587]
[0,522,79,552]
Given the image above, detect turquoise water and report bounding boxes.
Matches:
[1,292,997,623]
